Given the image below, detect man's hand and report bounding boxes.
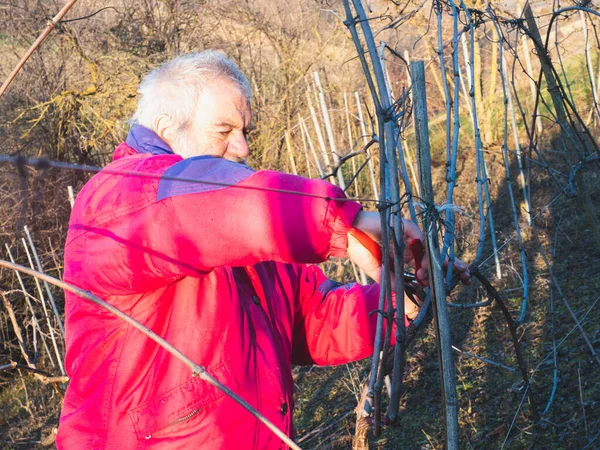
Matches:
[447,258,471,286]
[348,210,471,286]
[349,211,428,283]
[347,230,385,284]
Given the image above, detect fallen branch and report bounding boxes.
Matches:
[0,362,69,384]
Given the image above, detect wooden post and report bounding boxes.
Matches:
[411,60,459,450]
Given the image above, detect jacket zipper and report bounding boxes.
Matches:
[144,408,200,439]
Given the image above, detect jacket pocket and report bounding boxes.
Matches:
[127,361,237,440]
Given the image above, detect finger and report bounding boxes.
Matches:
[347,233,383,282]
[401,219,425,243]
[416,267,429,286]
[460,269,471,285]
[420,255,429,272]
[453,259,468,273]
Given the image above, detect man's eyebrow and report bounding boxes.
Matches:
[214,121,236,128]
[214,121,254,131]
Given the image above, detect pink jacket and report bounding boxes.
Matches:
[57,125,387,449]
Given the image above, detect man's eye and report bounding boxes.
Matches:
[218,130,231,136]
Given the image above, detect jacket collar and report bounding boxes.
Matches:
[125,124,174,156]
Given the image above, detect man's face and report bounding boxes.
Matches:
[190,78,252,163]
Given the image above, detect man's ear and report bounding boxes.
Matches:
[155,114,175,147]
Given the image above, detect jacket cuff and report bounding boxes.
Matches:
[329,201,363,257]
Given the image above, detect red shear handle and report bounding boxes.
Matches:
[408,238,424,276]
[348,228,425,280]
[348,227,382,264]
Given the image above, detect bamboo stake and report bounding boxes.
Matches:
[5,244,53,367]
[284,132,298,175]
[314,72,346,188]
[306,90,335,183]
[343,92,368,286]
[552,9,577,108]
[502,54,532,225]
[375,45,410,421]
[593,51,600,123]
[343,11,390,433]
[67,186,75,208]
[458,44,474,124]
[21,238,65,375]
[0,258,303,450]
[411,60,459,450]
[354,92,379,199]
[0,0,81,100]
[581,11,600,125]
[519,26,544,134]
[299,116,324,177]
[297,116,313,178]
[24,226,65,336]
[344,92,360,198]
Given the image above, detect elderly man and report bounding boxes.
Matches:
[57,51,469,449]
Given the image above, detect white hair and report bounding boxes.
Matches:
[131,51,251,154]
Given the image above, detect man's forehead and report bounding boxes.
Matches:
[212,106,252,126]
[203,77,247,98]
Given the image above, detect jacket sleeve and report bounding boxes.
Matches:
[291,264,400,366]
[68,165,362,294]
[158,170,362,270]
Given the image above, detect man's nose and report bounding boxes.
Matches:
[227,133,250,160]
